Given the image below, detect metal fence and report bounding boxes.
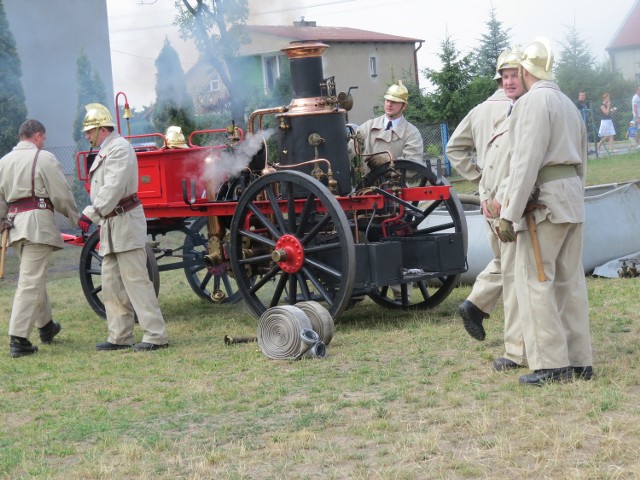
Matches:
[48,145,87,231]
[414,122,452,175]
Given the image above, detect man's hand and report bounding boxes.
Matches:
[366,152,391,169]
[77,214,93,234]
[495,218,516,242]
[482,199,500,219]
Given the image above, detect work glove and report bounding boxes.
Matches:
[366,152,390,170]
[495,218,516,242]
[77,214,93,234]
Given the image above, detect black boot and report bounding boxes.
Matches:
[39,320,62,344]
[10,336,38,358]
[458,300,489,341]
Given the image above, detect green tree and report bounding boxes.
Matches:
[73,48,109,151]
[0,0,27,156]
[174,0,250,125]
[555,24,598,102]
[72,49,109,209]
[152,38,196,136]
[473,7,511,78]
[422,34,492,130]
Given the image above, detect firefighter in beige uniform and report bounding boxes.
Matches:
[77,104,168,352]
[446,49,513,342]
[355,81,423,302]
[0,120,79,357]
[496,38,593,385]
[356,81,424,169]
[477,50,528,371]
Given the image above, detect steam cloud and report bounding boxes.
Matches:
[202,129,275,194]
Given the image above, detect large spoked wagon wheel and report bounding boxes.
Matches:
[79,230,160,318]
[182,216,242,304]
[359,160,468,310]
[229,170,356,319]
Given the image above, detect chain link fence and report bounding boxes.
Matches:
[582,96,637,157]
[48,145,87,231]
[414,122,452,175]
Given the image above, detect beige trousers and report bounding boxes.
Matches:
[499,240,526,365]
[514,221,592,370]
[467,221,502,314]
[102,248,167,345]
[468,221,526,364]
[9,241,54,338]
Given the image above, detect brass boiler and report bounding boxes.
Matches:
[276,42,352,196]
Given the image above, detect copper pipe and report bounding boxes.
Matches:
[247,106,288,134]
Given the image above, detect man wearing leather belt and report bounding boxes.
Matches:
[78,103,168,352]
[446,48,516,342]
[0,119,79,357]
[496,38,593,385]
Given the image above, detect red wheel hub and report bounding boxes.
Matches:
[273,234,305,273]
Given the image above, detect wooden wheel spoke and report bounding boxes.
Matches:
[264,183,289,233]
[302,242,341,255]
[287,274,297,304]
[249,265,280,293]
[300,266,333,304]
[247,202,282,239]
[239,228,276,248]
[303,256,343,280]
[295,273,313,301]
[300,213,331,246]
[269,272,288,307]
[295,192,316,237]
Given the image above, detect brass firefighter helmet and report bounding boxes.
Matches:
[384,80,409,104]
[82,103,116,132]
[494,46,523,79]
[493,50,510,80]
[520,37,555,81]
[165,126,189,149]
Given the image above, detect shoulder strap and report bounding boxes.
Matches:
[31,149,42,199]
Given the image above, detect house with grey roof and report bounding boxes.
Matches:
[185,20,424,125]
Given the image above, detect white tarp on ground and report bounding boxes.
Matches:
[425,180,640,284]
[592,251,640,278]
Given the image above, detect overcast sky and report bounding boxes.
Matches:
[106,0,636,108]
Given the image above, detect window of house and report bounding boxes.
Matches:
[263,55,281,93]
[369,56,378,78]
[208,75,220,92]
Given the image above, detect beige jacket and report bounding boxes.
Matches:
[446,89,510,183]
[0,141,79,249]
[356,115,424,163]
[502,81,587,230]
[82,132,147,255]
[479,113,512,205]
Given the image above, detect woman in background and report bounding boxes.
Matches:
[597,92,616,153]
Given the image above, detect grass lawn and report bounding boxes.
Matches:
[1,151,639,479]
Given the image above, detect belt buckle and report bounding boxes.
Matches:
[114,205,125,216]
[38,198,47,209]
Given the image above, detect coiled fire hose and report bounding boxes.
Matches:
[295,301,335,346]
[257,305,327,360]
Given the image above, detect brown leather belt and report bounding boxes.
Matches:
[104,193,141,219]
[8,197,54,214]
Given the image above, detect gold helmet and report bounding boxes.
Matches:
[493,50,510,80]
[165,126,189,149]
[82,103,116,132]
[384,80,409,104]
[494,46,523,79]
[520,37,554,81]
